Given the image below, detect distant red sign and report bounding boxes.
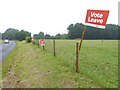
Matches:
[32,37,34,41]
[40,40,45,46]
[85,10,109,28]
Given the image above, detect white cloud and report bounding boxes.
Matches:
[0,0,119,36]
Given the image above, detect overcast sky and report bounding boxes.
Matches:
[0,0,119,36]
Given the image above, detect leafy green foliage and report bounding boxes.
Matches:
[67,23,119,39]
[33,34,39,39]
[33,31,44,39]
[2,28,19,40]
[44,34,51,39]
[39,32,44,39]
[26,37,32,43]
[32,39,39,45]
[2,28,31,41]
[15,30,31,41]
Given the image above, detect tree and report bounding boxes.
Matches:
[67,23,119,40]
[44,34,50,39]
[15,30,31,41]
[39,31,44,39]
[61,34,68,39]
[2,28,19,40]
[33,31,44,39]
[67,23,83,39]
[118,25,120,40]
[55,33,62,39]
[33,34,39,39]
[67,24,74,39]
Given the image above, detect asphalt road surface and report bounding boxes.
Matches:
[0,41,16,63]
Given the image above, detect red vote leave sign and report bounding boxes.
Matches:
[40,40,45,46]
[85,10,109,28]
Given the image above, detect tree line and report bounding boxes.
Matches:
[0,23,119,40]
[67,23,119,40]
[1,28,31,41]
[33,23,119,40]
[33,32,68,39]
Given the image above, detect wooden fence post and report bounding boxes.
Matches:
[53,39,56,56]
[79,26,86,51]
[76,25,86,73]
[76,42,79,73]
[43,45,44,50]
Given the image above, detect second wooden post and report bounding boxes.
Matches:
[76,42,79,73]
[53,39,56,56]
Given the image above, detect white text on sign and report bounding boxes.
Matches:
[85,10,109,28]
[88,12,104,24]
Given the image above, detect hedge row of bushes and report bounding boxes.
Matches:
[26,37,40,47]
[26,37,32,43]
[32,39,39,45]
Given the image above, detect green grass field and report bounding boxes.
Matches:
[2,40,118,88]
[0,40,3,43]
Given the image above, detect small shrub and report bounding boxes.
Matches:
[32,39,39,45]
[26,37,32,43]
[32,40,35,44]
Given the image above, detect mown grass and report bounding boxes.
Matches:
[45,40,118,88]
[2,40,118,88]
[0,40,3,43]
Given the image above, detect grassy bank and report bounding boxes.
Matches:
[0,40,3,88]
[2,40,118,88]
[0,40,3,43]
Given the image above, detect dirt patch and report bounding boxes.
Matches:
[58,79,77,88]
[2,60,27,88]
